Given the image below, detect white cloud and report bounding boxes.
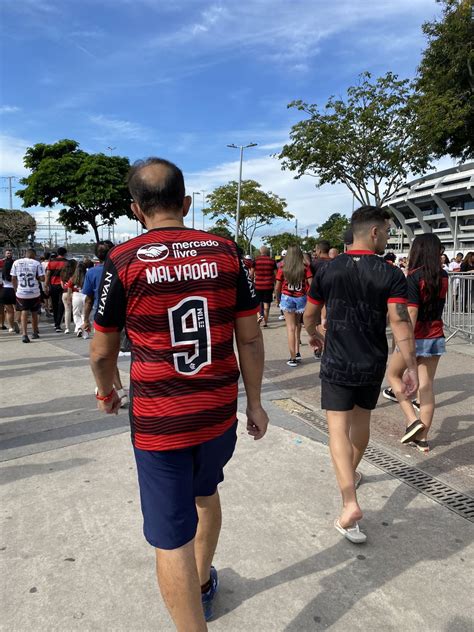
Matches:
[0,134,29,175]
[89,115,151,141]
[0,106,20,114]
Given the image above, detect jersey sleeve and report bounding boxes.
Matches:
[307,266,325,305]
[407,273,420,307]
[93,257,126,332]
[387,267,408,304]
[235,252,259,318]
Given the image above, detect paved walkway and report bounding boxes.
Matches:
[1,326,473,631]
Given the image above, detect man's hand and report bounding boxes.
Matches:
[246,404,269,440]
[96,389,121,415]
[401,368,418,398]
[307,331,324,352]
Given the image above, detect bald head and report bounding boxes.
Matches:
[127,157,185,216]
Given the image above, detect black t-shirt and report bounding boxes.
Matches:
[308,250,407,386]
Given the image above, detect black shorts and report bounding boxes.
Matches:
[16,296,41,312]
[255,289,273,304]
[321,380,381,411]
[0,287,16,305]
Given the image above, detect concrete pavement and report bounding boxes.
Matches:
[1,326,473,631]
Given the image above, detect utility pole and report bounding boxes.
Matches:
[227,143,258,240]
[106,146,116,155]
[47,210,53,249]
[201,190,206,230]
[295,218,298,237]
[1,176,16,209]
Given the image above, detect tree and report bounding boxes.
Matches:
[0,209,36,248]
[17,139,133,243]
[316,213,350,251]
[204,180,293,253]
[207,224,234,240]
[278,72,431,207]
[262,232,303,255]
[415,0,474,160]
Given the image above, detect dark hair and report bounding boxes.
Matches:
[60,259,77,283]
[441,254,450,266]
[127,157,185,216]
[351,205,390,234]
[343,228,353,246]
[408,234,443,320]
[316,240,330,254]
[384,252,396,262]
[57,247,67,256]
[95,240,114,262]
[71,262,87,289]
[456,252,463,258]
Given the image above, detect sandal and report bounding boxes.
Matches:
[334,519,367,544]
[412,439,430,453]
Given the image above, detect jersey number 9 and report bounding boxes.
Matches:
[168,297,212,375]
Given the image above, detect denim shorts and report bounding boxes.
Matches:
[280,294,307,313]
[415,337,446,357]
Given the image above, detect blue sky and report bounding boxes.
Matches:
[0,0,448,244]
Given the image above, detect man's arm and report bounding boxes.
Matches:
[83,295,94,328]
[388,302,418,397]
[90,331,121,414]
[303,300,325,350]
[235,315,268,440]
[44,269,51,293]
[11,274,17,292]
[275,279,282,304]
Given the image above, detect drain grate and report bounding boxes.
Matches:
[273,399,474,523]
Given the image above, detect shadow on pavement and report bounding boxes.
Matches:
[0,458,93,484]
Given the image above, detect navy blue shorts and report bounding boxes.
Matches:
[133,421,237,550]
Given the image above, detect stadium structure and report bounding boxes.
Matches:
[383,162,474,256]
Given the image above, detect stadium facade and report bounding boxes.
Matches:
[383,162,474,255]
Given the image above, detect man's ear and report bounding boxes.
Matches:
[182,195,192,218]
[131,202,147,227]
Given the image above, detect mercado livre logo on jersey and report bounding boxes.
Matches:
[137,243,169,262]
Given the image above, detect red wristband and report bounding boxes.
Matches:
[95,388,115,402]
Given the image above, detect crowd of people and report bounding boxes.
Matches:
[0,156,470,631]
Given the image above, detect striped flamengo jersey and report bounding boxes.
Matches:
[254,255,277,291]
[47,256,67,285]
[94,227,259,451]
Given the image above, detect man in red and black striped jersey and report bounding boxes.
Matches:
[44,247,68,331]
[90,157,268,629]
[253,246,276,327]
[304,205,419,544]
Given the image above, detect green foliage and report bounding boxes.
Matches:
[17,139,133,243]
[262,232,302,255]
[204,180,293,253]
[316,213,350,251]
[415,0,474,160]
[279,72,431,206]
[207,223,234,240]
[0,209,36,247]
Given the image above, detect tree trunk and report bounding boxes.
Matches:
[90,221,100,243]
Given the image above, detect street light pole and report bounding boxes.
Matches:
[227,143,257,241]
[201,190,206,230]
[192,192,201,229]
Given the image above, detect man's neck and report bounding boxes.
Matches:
[349,241,374,253]
[145,216,184,230]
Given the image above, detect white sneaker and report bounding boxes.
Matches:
[278,314,285,321]
[116,388,129,408]
[64,329,70,334]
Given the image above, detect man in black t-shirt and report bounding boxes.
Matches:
[304,205,418,544]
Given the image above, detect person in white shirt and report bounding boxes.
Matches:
[11,248,45,343]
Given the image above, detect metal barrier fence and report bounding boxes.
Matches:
[443,273,474,343]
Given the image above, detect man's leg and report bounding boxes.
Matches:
[20,309,28,336]
[327,410,363,528]
[5,304,14,329]
[31,310,39,334]
[195,491,222,586]
[263,302,271,325]
[155,541,207,632]
[50,286,60,327]
[350,405,371,471]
